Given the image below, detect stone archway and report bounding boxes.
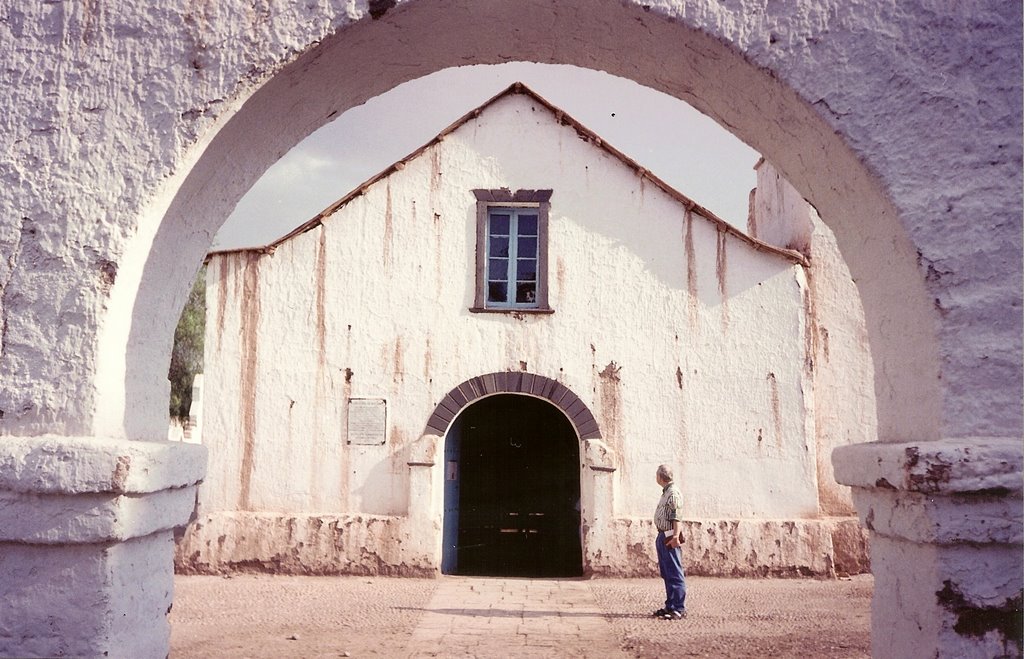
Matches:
[0,2,1019,657]
[425,372,612,578]
[425,371,602,440]
[91,0,948,448]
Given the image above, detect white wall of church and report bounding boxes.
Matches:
[750,160,878,517]
[188,93,824,573]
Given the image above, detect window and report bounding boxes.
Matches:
[486,208,538,305]
[471,189,552,313]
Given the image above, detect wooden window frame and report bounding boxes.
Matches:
[470,189,553,314]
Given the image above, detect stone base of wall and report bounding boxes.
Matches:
[586,517,869,578]
[176,512,868,578]
[174,512,437,576]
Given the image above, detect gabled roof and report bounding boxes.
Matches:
[210,83,807,266]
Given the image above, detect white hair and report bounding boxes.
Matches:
[656,464,674,482]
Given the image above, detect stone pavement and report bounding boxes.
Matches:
[404,578,629,658]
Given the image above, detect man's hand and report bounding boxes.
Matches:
[666,520,684,548]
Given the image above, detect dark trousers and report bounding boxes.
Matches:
[656,530,687,612]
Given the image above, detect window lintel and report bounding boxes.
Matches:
[472,188,553,203]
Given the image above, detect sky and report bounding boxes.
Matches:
[212,62,760,251]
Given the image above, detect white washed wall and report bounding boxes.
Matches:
[751,160,878,517]
[1,1,1016,653]
[200,94,815,528]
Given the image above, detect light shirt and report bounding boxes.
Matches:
[654,481,683,532]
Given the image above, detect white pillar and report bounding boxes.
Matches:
[834,437,1022,658]
[581,438,617,575]
[407,433,442,572]
[0,436,206,658]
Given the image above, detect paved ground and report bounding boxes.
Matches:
[170,574,872,658]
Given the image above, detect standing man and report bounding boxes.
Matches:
[653,464,687,619]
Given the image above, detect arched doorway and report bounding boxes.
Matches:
[443,394,582,577]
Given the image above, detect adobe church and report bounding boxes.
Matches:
[175,83,875,578]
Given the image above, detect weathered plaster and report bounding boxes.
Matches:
[176,512,436,577]
[8,0,1021,445]
[187,93,827,576]
[1,534,178,658]
[0,436,205,657]
[176,512,869,580]
[0,0,1020,656]
[750,160,877,516]
[0,434,206,495]
[835,437,1024,657]
[834,437,1023,497]
[587,517,868,578]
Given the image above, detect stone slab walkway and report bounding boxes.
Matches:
[404,578,629,658]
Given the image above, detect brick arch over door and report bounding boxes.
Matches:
[426,373,601,441]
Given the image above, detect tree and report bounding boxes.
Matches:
[168,265,206,420]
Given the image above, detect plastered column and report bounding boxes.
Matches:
[407,433,442,572]
[834,438,1023,658]
[582,438,617,575]
[0,436,206,658]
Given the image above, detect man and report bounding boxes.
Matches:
[653,464,687,620]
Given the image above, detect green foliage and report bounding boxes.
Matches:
[169,265,206,420]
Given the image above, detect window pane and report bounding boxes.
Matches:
[489,258,508,280]
[489,214,510,235]
[517,259,536,280]
[488,281,508,303]
[516,281,537,304]
[517,214,538,236]
[517,237,537,258]
[489,237,509,258]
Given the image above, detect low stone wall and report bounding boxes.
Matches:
[176,512,868,578]
[586,517,869,578]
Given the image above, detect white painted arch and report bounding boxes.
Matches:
[1,1,1020,655]
[88,0,973,449]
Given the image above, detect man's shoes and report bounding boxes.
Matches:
[660,609,686,620]
[652,608,668,617]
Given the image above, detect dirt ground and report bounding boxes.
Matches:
[589,577,872,658]
[170,574,872,658]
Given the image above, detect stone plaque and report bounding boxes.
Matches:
[347,398,387,445]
